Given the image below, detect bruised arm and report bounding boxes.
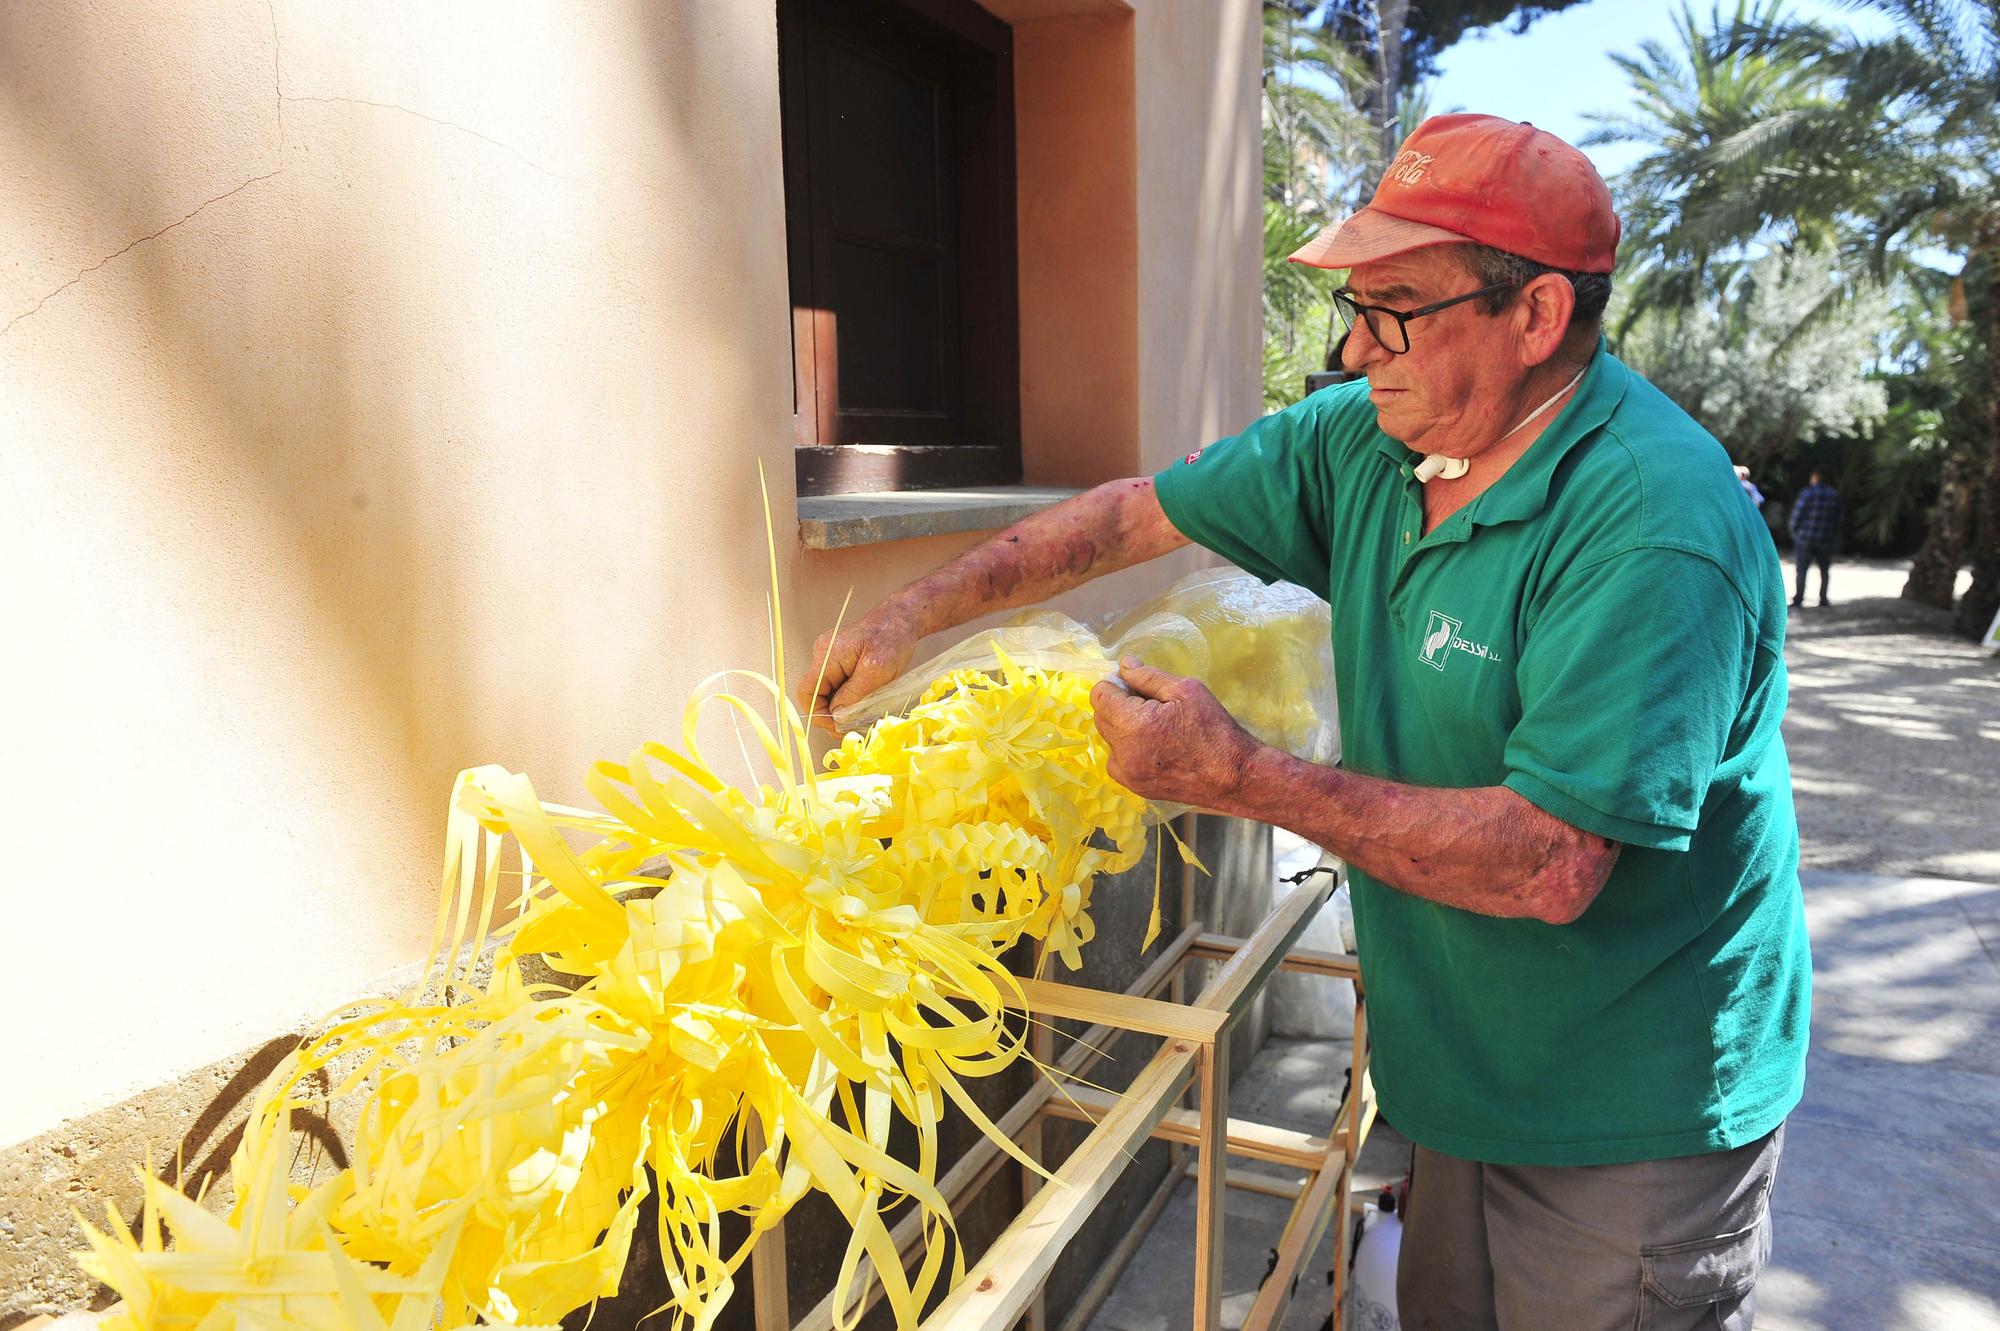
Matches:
[801,478,1189,726]
[1091,662,1621,925]
[1226,750,1623,924]
[886,477,1189,637]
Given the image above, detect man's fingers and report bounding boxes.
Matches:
[825,679,865,728]
[797,632,838,712]
[1089,678,1133,725]
[825,650,894,727]
[1116,655,1188,699]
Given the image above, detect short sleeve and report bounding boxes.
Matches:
[1502,548,1754,852]
[1153,393,1339,597]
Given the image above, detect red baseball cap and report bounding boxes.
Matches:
[1289,114,1620,274]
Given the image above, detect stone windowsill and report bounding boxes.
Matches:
[797,486,1083,551]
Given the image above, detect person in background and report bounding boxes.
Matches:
[1735,464,1764,509]
[1789,470,1842,607]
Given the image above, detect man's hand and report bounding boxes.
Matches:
[796,607,923,735]
[1089,657,1262,807]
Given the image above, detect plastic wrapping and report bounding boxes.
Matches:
[834,567,1340,767]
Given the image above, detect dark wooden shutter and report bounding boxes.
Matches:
[780,0,1019,495]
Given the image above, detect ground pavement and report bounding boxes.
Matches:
[1088,557,2000,1331]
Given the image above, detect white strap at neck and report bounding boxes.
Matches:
[1413,363,1589,485]
[1497,363,1589,443]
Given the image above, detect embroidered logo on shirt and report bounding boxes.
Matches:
[1184,447,1205,465]
[1420,610,1502,670]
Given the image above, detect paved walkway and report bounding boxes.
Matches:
[1783,559,1999,883]
[1761,870,2000,1331]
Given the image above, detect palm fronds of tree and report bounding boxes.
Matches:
[1260,1,1375,408]
[1596,0,2000,632]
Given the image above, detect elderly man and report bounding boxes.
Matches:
[797,115,1808,1331]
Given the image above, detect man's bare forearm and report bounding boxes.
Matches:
[1213,745,1619,924]
[884,478,1189,638]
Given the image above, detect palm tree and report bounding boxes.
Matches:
[1585,1,1840,333]
[1593,0,2000,635]
[1262,3,1376,406]
[1300,1,1592,184]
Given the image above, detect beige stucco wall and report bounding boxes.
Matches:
[0,0,1259,1170]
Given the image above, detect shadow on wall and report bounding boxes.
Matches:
[71,1045,350,1317]
[0,0,490,832]
[0,1032,352,1327]
[1,0,796,834]
[0,2,773,1315]
[160,1038,350,1213]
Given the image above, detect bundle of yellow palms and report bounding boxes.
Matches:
[78,647,1161,1329]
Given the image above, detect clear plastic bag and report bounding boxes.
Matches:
[833,567,1339,766]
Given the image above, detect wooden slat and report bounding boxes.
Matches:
[793,922,1205,1331]
[1024,943,1054,1331]
[1192,880,1334,1018]
[1192,1042,1229,1331]
[924,880,1329,1331]
[1221,1165,1311,1200]
[1348,997,1371,1143]
[1189,932,1361,983]
[1175,1154,1314,1200]
[1169,813,1199,1174]
[1039,1088,1331,1173]
[1241,1133,1352,1331]
[1051,1148,1186,1331]
[1330,996,1374,1331]
[922,1032,1203,1328]
[1012,977,1226,1044]
[745,1120,791,1331]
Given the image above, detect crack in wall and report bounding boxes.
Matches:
[4,8,564,345]
[0,170,285,343]
[268,0,284,146]
[281,94,569,180]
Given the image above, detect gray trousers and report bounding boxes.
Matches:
[1397,1125,1784,1331]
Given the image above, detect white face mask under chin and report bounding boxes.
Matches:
[1412,363,1589,485]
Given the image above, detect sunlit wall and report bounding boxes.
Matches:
[0,0,1259,1153]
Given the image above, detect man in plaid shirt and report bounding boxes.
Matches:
[1790,470,1842,606]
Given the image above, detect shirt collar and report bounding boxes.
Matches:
[1370,337,1628,529]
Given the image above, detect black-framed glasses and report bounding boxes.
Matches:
[1331,281,1518,355]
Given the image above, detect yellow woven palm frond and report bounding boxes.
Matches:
[77,651,1187,1327]
[99,711,1012,1326]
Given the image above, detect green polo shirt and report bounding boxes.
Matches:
[1154,345,1810,1166]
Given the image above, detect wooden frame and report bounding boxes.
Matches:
[773,815,1376,1331]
